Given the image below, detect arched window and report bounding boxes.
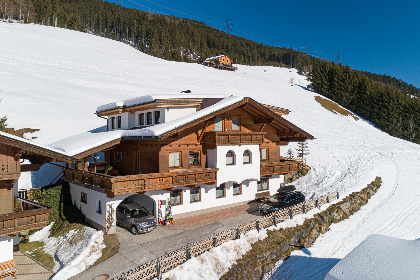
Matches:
[96,199,102,214]
[243,150,251,164]
[226,151,235,165]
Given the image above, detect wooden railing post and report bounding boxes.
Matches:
[213,237,217,247]
[256,220,260,232]
[302,203,306,214]
[315,199,319,208]
[236,228,240,240]
[289,208,293,219]
[186,246,191,260]
[273,215,277,227]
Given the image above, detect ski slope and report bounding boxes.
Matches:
[1,23,420,279]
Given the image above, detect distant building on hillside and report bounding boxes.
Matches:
[202,55,236,71]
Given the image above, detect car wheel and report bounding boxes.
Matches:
[131,226,138,235]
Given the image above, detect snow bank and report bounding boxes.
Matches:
[31,224,105,280]
[325,234,420,280]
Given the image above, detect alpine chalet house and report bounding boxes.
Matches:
[0,132,75,272]
[202,55,235,70]
[50,94,314,234]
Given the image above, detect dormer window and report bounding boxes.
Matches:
[139,113,144,126]
[154,111,161,124]
[147,112,153,125]
[117,116,122,128]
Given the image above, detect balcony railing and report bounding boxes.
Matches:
[260,160,301,176]
[202,131,265,149]
[64,168,218,198]
[0,199,52,236]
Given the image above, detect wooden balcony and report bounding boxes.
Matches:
[0,199,52,236]
[260,160,301,177]
[202,131,265,149]
[64,168,218,198]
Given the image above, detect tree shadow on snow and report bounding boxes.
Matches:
[268,255,340,280]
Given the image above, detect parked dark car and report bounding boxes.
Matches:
[116,202,157,234]
[259,191,305,215]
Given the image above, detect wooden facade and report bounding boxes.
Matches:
[260,161,301,177]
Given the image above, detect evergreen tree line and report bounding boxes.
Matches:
[310,59,420,144]
[2,0,420,144]
[0,0,35,22]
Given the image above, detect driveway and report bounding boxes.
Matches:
[72,209,263,279]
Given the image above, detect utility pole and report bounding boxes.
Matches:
[335,51,341,64]
[224,19,233,34]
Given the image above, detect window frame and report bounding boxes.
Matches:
[139,113,144,126]
[188,151,200,167]
[214,117,224,131]
[216,183,226,198]
[117,116,122,128]
[190,187,201,203]
[111,117,116,129]
[226,150,235,166]
[81,192,87,204]
[243,150,251,164]
[154,111,161,124]
[231,117,240,131]
[233,183,242,195]
[169,152,181,168]
[147,112,153,125]
[260,148,268,161]
[170,189,183,206]
[257,177,269,191]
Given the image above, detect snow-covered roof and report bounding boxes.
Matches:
[51,96,244,156]
[204,55,229,61]
[0,130,71,157]
[96,93,228,114]
[325,234,420,280]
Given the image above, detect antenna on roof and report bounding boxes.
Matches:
[181,90,191,93]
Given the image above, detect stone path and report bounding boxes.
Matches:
[3,251,52,280]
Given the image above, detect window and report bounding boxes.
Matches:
[243,150,251,164]
[96,200,102,214]
[189,151,200,166]
[117,116,122,128]
[226,151,235,165]
[170,189,182,205]
[261,148,268,161]
[147,112,153,125]
[81,192,87,203]
[190,187,200,202]
[257,178,269,191]
[232,118,240,131]
[116,151,123,164]
[215,117,223,131]
[216,184,225,198]
[233,183,242,195]
[139,113,144,126]
[154,111,161,124]
[169,152,181,168]
[111,117,116,129]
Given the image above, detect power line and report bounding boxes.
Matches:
[224,18,233,34]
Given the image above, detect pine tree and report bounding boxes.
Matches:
[286,149,294,160]
[296,141,309,161]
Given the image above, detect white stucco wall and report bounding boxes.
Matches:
[164,107,197,122]
[0,236,14,263]
[207,144,261,186]
[108,112,129,130]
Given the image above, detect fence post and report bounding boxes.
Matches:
[236,228,240,240]
[273,215,277,227]
[315,199,319,208]
[337,191,339,199]
[213,237,217,247]
[157,260,161,280]
[289,208,293,219]
[256,220,260,232]
[186,246,191,260]
[303,203,306,214]
[327,196,330,203]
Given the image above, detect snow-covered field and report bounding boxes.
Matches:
[1,23,420,279]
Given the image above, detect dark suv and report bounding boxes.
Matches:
[116,202,157,234]
[259,191,305,215]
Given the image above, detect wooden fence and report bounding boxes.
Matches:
[113,190,339,280]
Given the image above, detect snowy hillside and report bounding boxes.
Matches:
[1,23,420,279]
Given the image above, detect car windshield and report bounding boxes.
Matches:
[131,207,149,218]
[268,193,285,203]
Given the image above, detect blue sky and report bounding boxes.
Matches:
[107,0,420,87]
